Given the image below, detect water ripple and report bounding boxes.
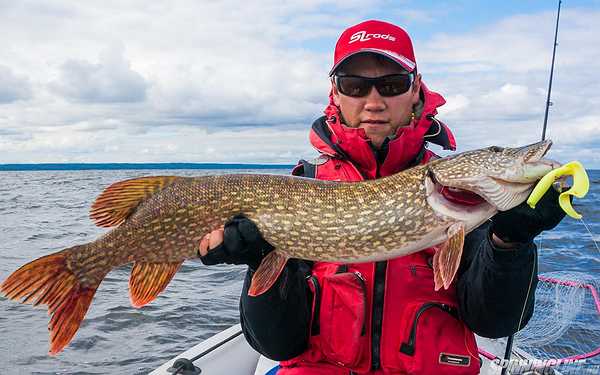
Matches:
[0,168,597,374]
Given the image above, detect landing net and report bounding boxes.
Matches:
[511,271,600,374]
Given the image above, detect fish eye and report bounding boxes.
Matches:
[489,146,503,153]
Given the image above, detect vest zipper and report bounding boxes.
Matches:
[371,261,387,370]
[399,302,457,356]
[353,271,367,336]
[409,265,417,277]
[307,275,321,336]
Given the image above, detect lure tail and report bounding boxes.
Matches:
[0,245,104,355]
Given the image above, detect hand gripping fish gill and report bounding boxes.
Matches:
[0,140,558,354]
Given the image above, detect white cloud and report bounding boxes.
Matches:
[0,2,598,167]
[0,65,32,103]
[418,9,600,166]
[0,123,313,164]
[437,94,470,116]
[394,9,435,24]
[49,45,148,103]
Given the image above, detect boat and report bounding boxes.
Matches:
[148,324,560,375]
[150,270,600,375]
[150,324,277,375]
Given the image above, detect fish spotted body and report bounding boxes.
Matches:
[1,140,557,354]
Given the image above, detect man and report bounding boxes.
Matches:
[199,20,566,374]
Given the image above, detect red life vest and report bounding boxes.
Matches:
[280,83,480,374]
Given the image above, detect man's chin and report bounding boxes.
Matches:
[360,123,394,140]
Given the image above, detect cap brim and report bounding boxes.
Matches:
[329,48,416,76]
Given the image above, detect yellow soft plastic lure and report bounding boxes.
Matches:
[527,161,590,219]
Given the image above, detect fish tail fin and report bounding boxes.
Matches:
[0,245,103,355]
[248,251,289,297]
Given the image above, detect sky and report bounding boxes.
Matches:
[0,0,599,167]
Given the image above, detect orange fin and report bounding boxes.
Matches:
[129,261,182,308]
[90,176,179,227]
[248,251,289,297]
[433,222,465,291]
[0,245,104,355]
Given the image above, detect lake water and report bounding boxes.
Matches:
[0,169,598,374]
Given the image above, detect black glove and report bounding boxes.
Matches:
[199,215,274,270]
[491,186,567,244]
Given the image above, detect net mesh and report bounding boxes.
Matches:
[511,271,600,375]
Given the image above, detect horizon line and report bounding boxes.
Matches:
[0,162,296,171]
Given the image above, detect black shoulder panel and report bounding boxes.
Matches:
[311,116,349,159]
[292,159,318,178]
[424,115,455,151]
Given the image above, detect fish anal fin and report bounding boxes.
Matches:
[90,176,180,227]
[248,251,288,297]
[0,246,103,355]
[433,222,465,291]
[129,261,182,308]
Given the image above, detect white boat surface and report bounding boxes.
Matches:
[150,324,562,375]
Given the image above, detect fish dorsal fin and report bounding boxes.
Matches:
[248,251,289,297]
[433,222,465,291]
[129,261,183,308]
[90,176,179,227]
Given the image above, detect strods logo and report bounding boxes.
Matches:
[349,30,396,43]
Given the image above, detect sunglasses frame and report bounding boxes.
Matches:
[333,73,415,98]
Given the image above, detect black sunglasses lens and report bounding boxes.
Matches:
[336,75,413,97]
[375,75,412,96]
[337,76,370,97]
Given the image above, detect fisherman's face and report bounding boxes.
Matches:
[332,54,421,149]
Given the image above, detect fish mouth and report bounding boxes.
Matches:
[438,185,487,206]
[512,140,559,183]
[427,140,558,215]
[521,139,553,164]
[425,166,543,227]
[426,172,497,230]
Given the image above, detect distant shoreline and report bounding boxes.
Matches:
[0,163,295,171]
[2,163,598,172]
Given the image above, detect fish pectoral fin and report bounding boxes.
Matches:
[90,176,180,227]
[248,251,289,297]
[129,261,183,308]
[433,222,465,291]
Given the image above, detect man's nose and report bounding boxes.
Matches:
[363,86,386,111]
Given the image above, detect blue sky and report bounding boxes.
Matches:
[0,0,599,167]
[285,1,597,49]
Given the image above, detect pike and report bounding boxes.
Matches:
[1,140,557,355]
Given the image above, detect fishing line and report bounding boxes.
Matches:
[579,218,600,253]
[498,234,540,375]
[515,240,537,337]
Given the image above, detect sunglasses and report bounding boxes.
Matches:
[334,73,414,98]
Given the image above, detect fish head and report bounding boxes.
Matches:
[426,140,559,228]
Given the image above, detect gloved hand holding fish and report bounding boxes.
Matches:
[0,140,574,355]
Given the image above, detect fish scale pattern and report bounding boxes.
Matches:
[0,140,555,355]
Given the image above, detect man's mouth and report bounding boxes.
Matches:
[361,120,389,125]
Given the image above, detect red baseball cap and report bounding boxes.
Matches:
[329,20,417,76]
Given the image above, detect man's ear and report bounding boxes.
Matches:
[331,79,341,106]
[411,73,422,105]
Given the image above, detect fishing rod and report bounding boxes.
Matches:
[501,2,562,374]
[541,0,562,141]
